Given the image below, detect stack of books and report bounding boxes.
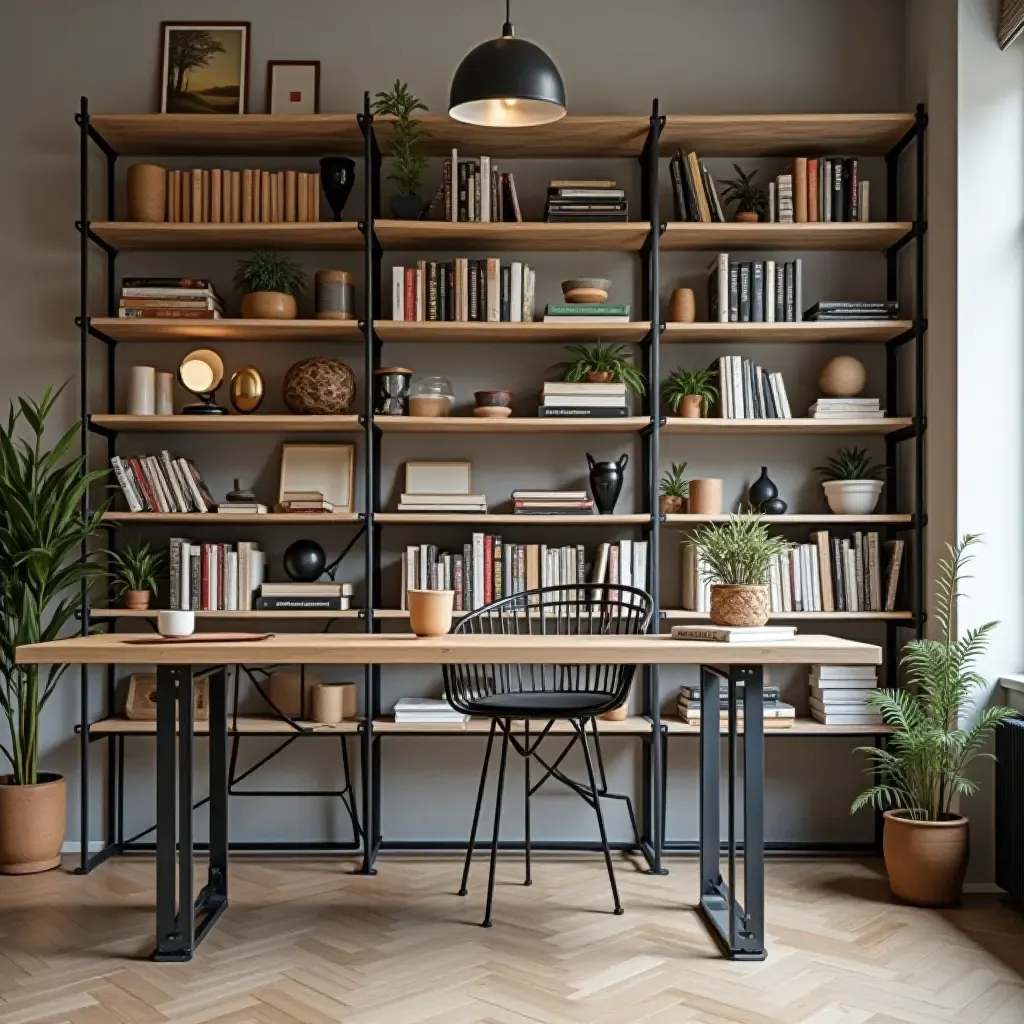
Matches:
[397,492,488,514]
[809,665,881,726]
[768,158,870,223]
[804,301,899,322]
[707,255,803,323]
[393,697,469,726]
[111,452,216,513]
[217,501,267,515]
[674,679,796,729]
[168,539,264,612]
[668,150,725,222]
[118,277,223,320]
[544,180,628,222]
[391,260,534,322]
[440,151,521,223]
[539,381,628,419]
[276,491,338,514]
[716,356,792,419]
[512,489,594,516]
[163,168,320,224]
[670,624,797,643]
[255,581,352,612]
[808,398,883,420]
[542,303,630,324]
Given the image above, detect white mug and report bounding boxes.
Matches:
[157,609,195,636]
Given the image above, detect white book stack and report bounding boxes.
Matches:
[397,493,488,513]
[393,696,469,725]
[808,665,881,726]
[539,381,628,419]
[809,398,883,420]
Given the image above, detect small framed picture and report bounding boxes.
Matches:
[278,444,355,514]
[267,60,321,115]
[160,22,250,114]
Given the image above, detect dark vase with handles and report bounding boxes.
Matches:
[587,453,628,514]
[319,157,356,221]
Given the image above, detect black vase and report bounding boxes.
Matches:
[391,194,424,220]
[319,157,356,221]
[748,466,779,510]
[283,539,326,582]
[587,452,628,515]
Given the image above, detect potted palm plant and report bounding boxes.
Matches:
[720,164,768,223]
[0,385,109,873]
[659,461,688,515]
[662,367,718,418]
[553,341,646,396]
[371,80,429,220]
[691,515,790,627]
[234,248,307,320]
[852,535,1017,906]
[816,446,885,515]
[109,541,165,610]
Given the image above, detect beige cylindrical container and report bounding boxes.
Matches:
[314,270,355,320]
[688,478,723,515]
[311,682,357,724]
[155,371,174,415]
[128,365,156,415]
[267,670,323,718]
[407,589,455,637]
[126,164,168,222]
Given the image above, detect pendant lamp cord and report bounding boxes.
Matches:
[502,0,513,36]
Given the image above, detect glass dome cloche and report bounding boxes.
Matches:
[408,375,455,418]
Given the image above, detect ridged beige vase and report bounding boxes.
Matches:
[0,773,66,874]
[710,584,770,627]
[883,810,969,907]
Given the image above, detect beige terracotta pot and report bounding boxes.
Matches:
[123,589,151,610]
[687,478,723,516]
[586,371,615,384]
[0,773,66,874]
[408,589,455,637]
[241,291,297,320]
[735,210,759,223]
[710,584,770,627]
[126,164,168,222]
[680,394,703,419]
[883,810,969,907]
[667,287,696,324]
[659,494,686,515]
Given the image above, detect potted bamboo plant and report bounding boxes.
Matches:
[662,368,718,418]
[720,164,768,223]
[0,385,109,873]
[816,446,885,515]
[659,461,688,515]
[234,248,307,320]
[371,80,429,219]
[109,541,165,610]
[852,535,1017,906]
[553,341,646,396]
[691,515,790,627]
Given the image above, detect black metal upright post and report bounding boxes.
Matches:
[913,104,927,641]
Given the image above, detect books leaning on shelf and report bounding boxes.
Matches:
[119,277,223,320]
[715,355,792,419]
[391,259,534,322]
[808,664,881,726]
[670,625,797,643]
[539,381,629,419]
[668,151,725,223]
[440,152,521,223]
[676,678,795,728]
[542,303,631,324]
[511,489,593,516]
[706,255,802,324]
[161,168,320,224]
[255,581,353,611]
[808,398,883,420]
[111,452,216,513]
[397,493,489,513]
[393,697,469,725]
[768,158,870,223]
[168,539,264,612]
[804,301,900,322]
[544,180,628,222]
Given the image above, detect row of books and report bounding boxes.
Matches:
[769,158,869,223]
[668,150,725,223]
[111,452,216,514]
[539,380,630,419]
[707,255,803,324]
[512,488,594,516]
[168,539,264,612]
[809,665,880,726]
[119,277,223,321]
[715,356,792,419]
[804,300,900,322]
[160,168,321,224]
[390,260,535,322]
[544,180,628,223]
[675,676,796,728]
[808,398,883,421]
[399,538,649,613]
[441,153,522,223]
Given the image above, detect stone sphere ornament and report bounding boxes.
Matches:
[819,355,867,397]
[283,539,326,582]
[282,357,356,414]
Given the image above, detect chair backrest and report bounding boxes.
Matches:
[442,584,654,715]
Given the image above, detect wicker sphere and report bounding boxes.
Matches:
[282,357,356,414]
[819,355,866,397]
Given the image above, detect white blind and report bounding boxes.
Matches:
[999,0,1024,49]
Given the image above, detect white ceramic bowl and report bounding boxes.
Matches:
[823,479,883,515]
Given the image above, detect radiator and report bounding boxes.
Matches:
[996,717,1024,903]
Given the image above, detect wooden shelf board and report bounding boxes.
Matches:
[90,318,363,343]
[90,608,361,620]
[375,513,650,525]
[660,321,913,344]
[661,417,913,436]
[660,222,912,252]
[102,512,361,525]
[87,715,360,735]
[374,220,649,252]
[374,416,648,435]
[373,321,650,343]
[89,114,363,156]
[91,414,362,434]
[663,715,892,736]
[659,114,915,156]
[661,610,913,621]
[372,715,651,735]
[88,221,363,251]
[663,513,912,526]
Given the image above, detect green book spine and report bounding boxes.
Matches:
[545,304,630,316]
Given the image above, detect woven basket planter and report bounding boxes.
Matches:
[710,584,770,627]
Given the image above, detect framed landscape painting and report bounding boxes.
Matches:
[160,22,250,114]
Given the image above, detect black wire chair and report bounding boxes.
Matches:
[442,583,654,926]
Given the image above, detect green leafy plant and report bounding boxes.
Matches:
[661,367,719,416]
[852,536,1017,821]
[816,446,886,482]
[108,541,165,596]
[660,462,689,498]
[720,164,768,217]
[553,341,646,397]
[0,385,109,785]
[691,515,791,586]
[372,80,429,197]
[233,248,307,296]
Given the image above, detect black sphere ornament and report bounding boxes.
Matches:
[283,539,326,582]
[760,497,788,515]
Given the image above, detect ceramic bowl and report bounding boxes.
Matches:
[561,277,611,304]
[474,389,513,408]
[473,406,512,418]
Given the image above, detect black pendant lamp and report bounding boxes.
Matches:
[449,0,566,127]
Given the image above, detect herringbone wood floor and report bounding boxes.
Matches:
[0,856,1021,1024]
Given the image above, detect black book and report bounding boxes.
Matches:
[832,538,846,612]
[670,156,688,220]
[438,261,449,321]
[784,262,795,322]
[446,262,455,321]
[536,406,629,418]
[468,260,479,321]
[806,300,899,314]
[679,150,701,221]
[458,160,468,221]
[738,263,751,322]
[443,159,452,221]
[832,159,844,222]
[255,596,346,611]
[775,261,785,321]
[845,158,859,221]
[490,167,499,224]
[472,161,481,222]
[121,276,214,289]
[728,263,740,321]
[478,262,486,322]
[751,261,764,323]
[427,262,438,321]
[500,265,511,322]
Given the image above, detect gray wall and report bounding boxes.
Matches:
[0,0,913,849]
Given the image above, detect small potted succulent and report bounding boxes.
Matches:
[661,367,718,418]
[659,461,688,515]
[691,515,790,627]
[553,341,646,396]
[816,446,885,515]
[234,248,307,320]
[109,541,165,610]
[720,164,768,223]
[371,80,429,220]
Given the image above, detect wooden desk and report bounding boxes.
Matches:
[17,632,880,963]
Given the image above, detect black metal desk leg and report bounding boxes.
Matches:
[698,665,721,912]
[154,665,179,959]
[207,669,229,906]
[742,666,766,957]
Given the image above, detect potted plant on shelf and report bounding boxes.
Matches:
[659,461,688,515]
[816,446,885,515]
[553,341,646,396]
[371,80,429,220]
[720,164,768,223]
[661,367,718,419]
[0,385,109,873]
[109,541,165,610]
[691,515,790,627]
[851,535,1017,906]
[234,248,307,320]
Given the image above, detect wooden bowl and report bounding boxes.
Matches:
[473,406,512,418]
[561,277,611,304]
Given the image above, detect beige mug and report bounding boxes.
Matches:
[311,683,356,724]
[688,478,724,516]
[407,589,455,637]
